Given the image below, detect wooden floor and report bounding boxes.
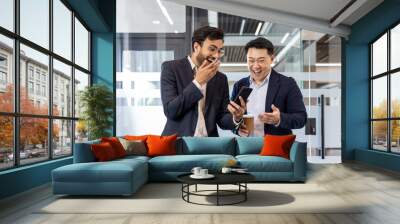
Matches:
[1,161,400,224]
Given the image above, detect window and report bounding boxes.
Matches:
[28,81,34,94]
[29,67,34,79]
[0,0,14,31]
[131,81,135,89]
[20,0,49,49]
[0,54,7,67]
[370,23,400,153]
[75,18,89,69]
[74,69,89,118]
[0,1,91,170]
[0,32,14,114]
[42,85,46,97]
[131,97,135,106]
[0,71,6,85]
[53,59,72,117]
[53,0,72,60]
[36,83,40,95]
[116,81,123,89]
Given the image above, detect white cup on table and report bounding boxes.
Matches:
[191,167,202,176]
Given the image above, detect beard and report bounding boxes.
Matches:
[196,52,216,65]
[195,52,207,65]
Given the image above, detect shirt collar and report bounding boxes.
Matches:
[187,56,196,70]
[249,69,272,87]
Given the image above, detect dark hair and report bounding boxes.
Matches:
[191,26,224,51]
[244,37,274,55]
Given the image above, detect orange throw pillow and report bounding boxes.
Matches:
[146,135,177,157]
[101,137,127,158]
[91,142,117,161]
[124,135,149,141]
[259,135,296,159]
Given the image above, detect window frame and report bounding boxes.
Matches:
[0,0,92,171]
[370,19,400,154]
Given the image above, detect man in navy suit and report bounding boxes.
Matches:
[161,26,245,137]
[231,37,307,136]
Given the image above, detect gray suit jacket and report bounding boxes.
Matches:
[160,57,236,136]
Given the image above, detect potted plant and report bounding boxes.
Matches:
[79,84,113,140]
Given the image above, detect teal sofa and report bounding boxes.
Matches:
[52,137,307,196]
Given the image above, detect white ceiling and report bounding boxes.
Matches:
[167,0,384,37]
[224,0,353,24]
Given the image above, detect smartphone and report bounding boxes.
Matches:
[233,87,253,105]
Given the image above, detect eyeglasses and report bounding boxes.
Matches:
[206,45,225,57]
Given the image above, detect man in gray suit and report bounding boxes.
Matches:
[160,26,245,137]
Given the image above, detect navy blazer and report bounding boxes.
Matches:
[231,69,307,135]
[161,57,236,137]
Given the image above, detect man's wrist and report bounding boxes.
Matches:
[233,116,243,125]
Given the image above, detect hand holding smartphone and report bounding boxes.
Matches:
[234,87,253,105]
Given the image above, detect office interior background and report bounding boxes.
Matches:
[0,0,399,185]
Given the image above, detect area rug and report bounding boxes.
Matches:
[37,183,362,214]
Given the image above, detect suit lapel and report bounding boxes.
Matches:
[181,58,195,86]
[265,70,280,113]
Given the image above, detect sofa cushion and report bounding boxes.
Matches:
[52,159,147,183]
[147,134,177,157]
[148,154,235,172]
[236,155,293,172]
[236,137,263,155]
[118,138,147,156]
[101,137,127,158]
[260,135,296,159]
[179,137,235,155]
[91,142,118,161]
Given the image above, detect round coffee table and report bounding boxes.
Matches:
[177,172,255,206]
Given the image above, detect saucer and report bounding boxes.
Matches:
[190,174,215,179]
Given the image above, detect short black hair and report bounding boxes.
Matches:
[191,26,224,51]
[244,37,274,55]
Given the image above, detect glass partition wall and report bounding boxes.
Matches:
[116,0,342,163]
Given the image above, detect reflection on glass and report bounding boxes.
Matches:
[0,116,13,170]
[391,24,400,70]
[392,120,400,153]
[372,33,387,76]
[0,0,14,31]
[20,117,49,165]
[53,59,72,117]
[20,0,49,49]
[372,121,387,151]
[53,0,72,60]
[0,34,14,113]
[20,44,49,115]
[53,119,72,158]
[391,72,400,118]
[372,77,387,119]
[75,120,88,143]
[75,18,89,70]
[74,69,89,118]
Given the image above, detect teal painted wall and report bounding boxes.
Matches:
[0,158,72,199]
[0,0,116,200]
[344,0,400,171]
[92,32,115,135]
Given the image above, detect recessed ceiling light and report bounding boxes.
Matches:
[152,20,160,24]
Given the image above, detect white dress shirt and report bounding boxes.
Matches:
[247,70,271,136]
[188,56,208,137]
